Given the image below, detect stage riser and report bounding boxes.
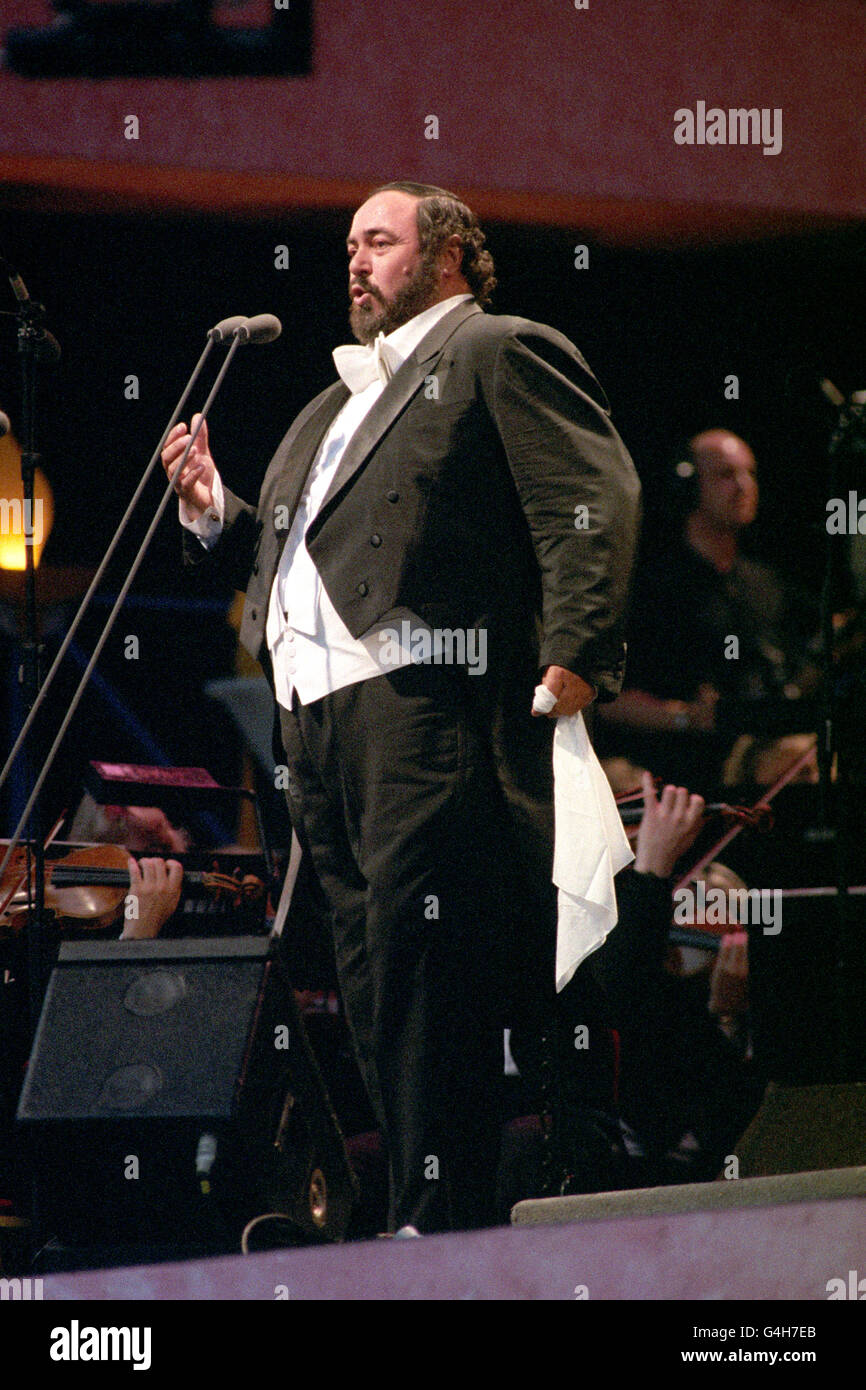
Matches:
[41,1191,866,1301]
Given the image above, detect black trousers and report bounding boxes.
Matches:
[278,664,516,1233]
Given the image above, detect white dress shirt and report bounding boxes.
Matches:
[182,293,473,709]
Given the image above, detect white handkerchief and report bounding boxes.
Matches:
[550,710,634,992]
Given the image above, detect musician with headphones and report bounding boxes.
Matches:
[596,429,819,786]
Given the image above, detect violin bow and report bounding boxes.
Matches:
[672,740,817,894]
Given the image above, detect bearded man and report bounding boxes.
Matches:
[163,181,640,1233]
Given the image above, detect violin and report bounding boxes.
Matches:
[0,841,266,936]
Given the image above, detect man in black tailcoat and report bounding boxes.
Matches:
[164,181,640,1233]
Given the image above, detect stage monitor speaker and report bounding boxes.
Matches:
[732,1081,866,1178]
[748,890,866,1085]
[17,937,358,1248]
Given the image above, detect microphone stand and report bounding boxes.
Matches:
[0,297,277,1274]
[13,285,59,1034]
[1,272,60,1274]
[0,315,246,802]
[1,303,241,1031]
[0,320,269,907]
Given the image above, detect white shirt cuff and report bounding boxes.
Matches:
[179,470,225,547]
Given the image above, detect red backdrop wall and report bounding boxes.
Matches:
[1,0,864,241]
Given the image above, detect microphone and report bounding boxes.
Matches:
[237,313,282,345]
[0,255,31,307]
[819,378,866,412]
[0,254,60,358]
[0,410,10,438]
[820,379,846,409]
[207,315,249,343]
[821,379,866,454]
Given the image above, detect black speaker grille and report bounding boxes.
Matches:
[18,959,265,1119]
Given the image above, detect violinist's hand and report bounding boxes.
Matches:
[531,666,596,718]
[634,771,706,878]
[119,857,183,940]
[161,414,216,520]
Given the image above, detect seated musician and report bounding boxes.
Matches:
[600,762,752,1048]
[508,770,762,1195]
[64,792,271,940]
[0,810,183,1227]
[596,430,820,788]
[66,794,185,939]
[607,773,762,1182]
[502,772,708,1201]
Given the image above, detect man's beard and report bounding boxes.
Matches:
[349,252,440,345]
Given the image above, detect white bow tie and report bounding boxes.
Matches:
[332,331,401,393]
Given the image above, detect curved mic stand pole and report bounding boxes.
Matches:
[14,292,59,1035]
[0,322,263,1018]
[0,315,247,800]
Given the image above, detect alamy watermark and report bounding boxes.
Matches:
[674,103,782,157]
[0,498,44,544]
[673,880,782,934]
[377,621,487,676]
[827,1270,866,1299]
[49,1321,152,1370]
[1,1276,44,1300]
[826,492,866,534]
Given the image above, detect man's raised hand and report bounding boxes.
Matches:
[161,413,216,519]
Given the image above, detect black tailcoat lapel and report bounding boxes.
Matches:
[313,299,483,522]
